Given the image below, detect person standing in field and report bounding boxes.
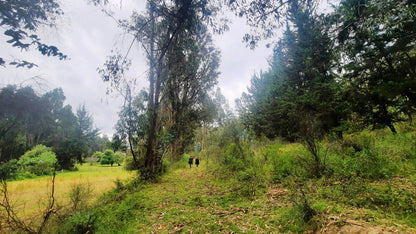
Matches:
[195,157,200,167]
[188,156,194,168]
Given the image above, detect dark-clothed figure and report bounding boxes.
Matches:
[195,157,200,167]
[188,156,194,168]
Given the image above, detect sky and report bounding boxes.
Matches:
[0,0,273,136]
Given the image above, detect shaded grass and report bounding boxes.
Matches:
[87,163,300,233]
[59,156,416,233]
[53,125,416,232]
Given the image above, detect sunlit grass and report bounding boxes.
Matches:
[5,164,134,219]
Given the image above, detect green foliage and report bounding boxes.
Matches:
[61,211,98,234]
[99,150,123,166]
[17,145,57,177]
[123,156,136,171]
[74,104,99,163]
[100,150,114,166]
[0,0,67,68]
[0,159,19,180]
[336,0,416,133]
[84,155,99,165]
[211,140,268,198]
[239,2,343,141]
[236,162,266,197]
[101,0,223,178]
[52,124,416,232]
[275,186,319,233]
[276,205,315,233]
[109,134,127,152]
[0,86,103,170]
[266,143,308,183]
[91,151,103,159]
[222,143,249,172]
[69,183,93,213]
[327,131,399,180]
[331,149,390,180]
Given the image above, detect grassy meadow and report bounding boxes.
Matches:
[5,164,134,219]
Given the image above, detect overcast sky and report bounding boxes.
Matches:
[0,0,273,136]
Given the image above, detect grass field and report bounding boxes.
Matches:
[5,164,134,218]
[76,161,414,233]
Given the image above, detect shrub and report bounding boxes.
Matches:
[85,154,99,165]
[62,212,98,234]
[219,142,267,198]
[266,143,308,183]
[0,159,19,180]
[124,156,136,171]
[113,152,123,166]
[17,145,57,176]
[91,151,103,161]
[236,163,266,197]
[329,132,394,180]
[100,150,122,166]
[222,143,252,172]
[69,183,93,212]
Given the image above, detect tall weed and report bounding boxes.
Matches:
[69,182,93,213]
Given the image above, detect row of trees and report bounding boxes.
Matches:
[238,0,416,142]
[0,85,107,169]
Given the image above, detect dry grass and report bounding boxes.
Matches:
[5,164,133,218]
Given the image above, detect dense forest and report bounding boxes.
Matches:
[1,0,416,233]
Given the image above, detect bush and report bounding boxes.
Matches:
[100,150,123,166]
[0,159,19,180]
[222,143,252,172]
[69,183,93,212]
[85,154,100,165]
[124,156,136,171]
[17,145,57,176]
[328,131,395,180]
[265,143,308,183]
[62,212,98,234]
[236,163,266,197]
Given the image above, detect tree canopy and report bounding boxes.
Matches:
[98,0,223,178]
[239,0,416,141]
[0,0,67,68]
[0,85,102,169]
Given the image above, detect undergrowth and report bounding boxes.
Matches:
[41,124,416,233]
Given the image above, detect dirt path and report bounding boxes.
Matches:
[124,164,275,233]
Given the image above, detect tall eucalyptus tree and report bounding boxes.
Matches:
[98,0,224,178]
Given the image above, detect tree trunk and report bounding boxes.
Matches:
[201,124,206,151]
[143,1,160,179]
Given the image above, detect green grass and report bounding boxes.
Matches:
[5,163,133,219]
[56,149,416,233]
[75,128,415,233]
[6,125,416,233]
[75,163,304,233]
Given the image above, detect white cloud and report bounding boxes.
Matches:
[213,16,273,108]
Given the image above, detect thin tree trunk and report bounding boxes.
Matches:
[144,1,159,177]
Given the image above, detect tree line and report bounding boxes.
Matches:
[0,85,107,170]
[237,0,416,143]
